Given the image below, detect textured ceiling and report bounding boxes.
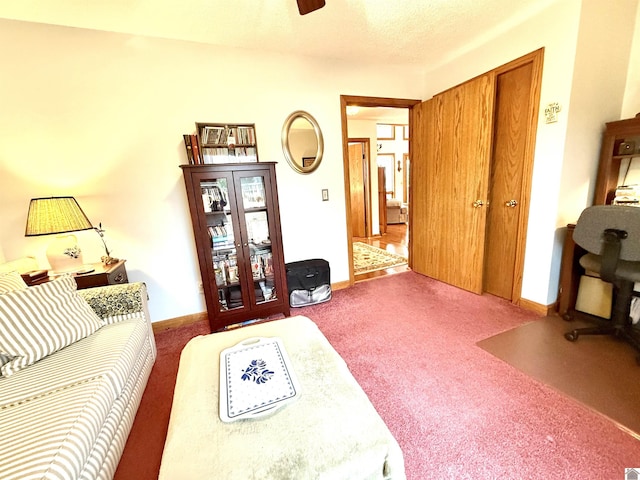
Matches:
[0,0,557,68]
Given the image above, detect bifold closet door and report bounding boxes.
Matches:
[411,73,496,294]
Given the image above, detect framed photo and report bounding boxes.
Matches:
[403,125,409,140]
[376,124,395,140]
[302,157,315,168]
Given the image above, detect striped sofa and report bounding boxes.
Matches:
[0,277,156,480]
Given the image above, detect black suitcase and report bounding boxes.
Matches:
[285,259,331,307]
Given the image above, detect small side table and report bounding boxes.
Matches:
[73,260,128,290]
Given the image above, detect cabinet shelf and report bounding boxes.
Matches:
[202,143,255,148]
[612,154,640,161]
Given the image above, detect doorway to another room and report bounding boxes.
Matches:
[352,223,410,281]
[341,97,418,283]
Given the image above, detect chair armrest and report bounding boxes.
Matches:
[78,282,149,323]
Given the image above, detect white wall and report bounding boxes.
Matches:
[378,125,409,201]
[0,18,425,322]
[622,1,640,118]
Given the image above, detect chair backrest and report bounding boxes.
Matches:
[573,205,640,261]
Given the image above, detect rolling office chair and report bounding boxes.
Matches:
[564,205,640,363]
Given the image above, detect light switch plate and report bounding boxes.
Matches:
[322,189,329,201]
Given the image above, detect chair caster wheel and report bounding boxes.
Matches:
[564,331,578,342]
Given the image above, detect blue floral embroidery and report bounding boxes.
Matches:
[241,359,274,384]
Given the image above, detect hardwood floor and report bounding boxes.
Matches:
[353,223,410,281]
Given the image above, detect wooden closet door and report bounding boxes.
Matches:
[348,142,366,237]
[411,73,496,294]
[483,62,533,299]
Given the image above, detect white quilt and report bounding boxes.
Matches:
[159,315,406,480]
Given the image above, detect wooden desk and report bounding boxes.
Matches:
[557,225,586,318]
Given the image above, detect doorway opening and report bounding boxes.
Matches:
[340,95,420,285]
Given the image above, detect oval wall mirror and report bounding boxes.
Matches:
[281,110,324,174]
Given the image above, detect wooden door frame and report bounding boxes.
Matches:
[341,95,421,285]
[348,138,372,238]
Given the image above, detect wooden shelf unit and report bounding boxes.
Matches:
[181,162,289,332]
[195,122,259,164]
[593,116,640,205]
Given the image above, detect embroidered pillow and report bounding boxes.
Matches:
[0,270,28,294]
[0,275,103,376]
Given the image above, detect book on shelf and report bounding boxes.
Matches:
[190,134,202,164]
[202,147,231,164]
[194,123,259,163]
[183,134,195,164]
[236,126,256,145]
[202,126,226,146]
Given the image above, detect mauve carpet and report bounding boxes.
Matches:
[115,271,640,479]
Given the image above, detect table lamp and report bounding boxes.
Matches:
[25,196,95,274]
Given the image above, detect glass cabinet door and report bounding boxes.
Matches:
[199,172,280,314]
[200,176,244,312]
[239,175,278,306]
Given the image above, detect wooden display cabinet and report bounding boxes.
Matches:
[181,162,290,331]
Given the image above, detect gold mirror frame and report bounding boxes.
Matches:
[281,110,324,174]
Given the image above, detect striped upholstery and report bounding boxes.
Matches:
[0,270,28,294]
[0,318,148,407]
[0,378,112,480]
[0,271,27,368]
[0,276,103,376]
[0,282,156,480]
[79,343,154,480]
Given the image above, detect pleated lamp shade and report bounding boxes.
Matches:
[25,197,93,236]
[25,197,93,273]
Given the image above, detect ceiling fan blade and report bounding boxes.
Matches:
[297,0,325,15]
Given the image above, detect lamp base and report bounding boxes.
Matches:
[46,234,85,274]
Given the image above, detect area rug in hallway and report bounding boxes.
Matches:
[353,241,407,275]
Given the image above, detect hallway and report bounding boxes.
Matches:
[353,223,410,281]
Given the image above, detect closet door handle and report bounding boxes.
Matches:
[472,200,484,208]
[505,199,518,208]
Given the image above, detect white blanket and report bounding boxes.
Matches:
[159,315,405,480]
